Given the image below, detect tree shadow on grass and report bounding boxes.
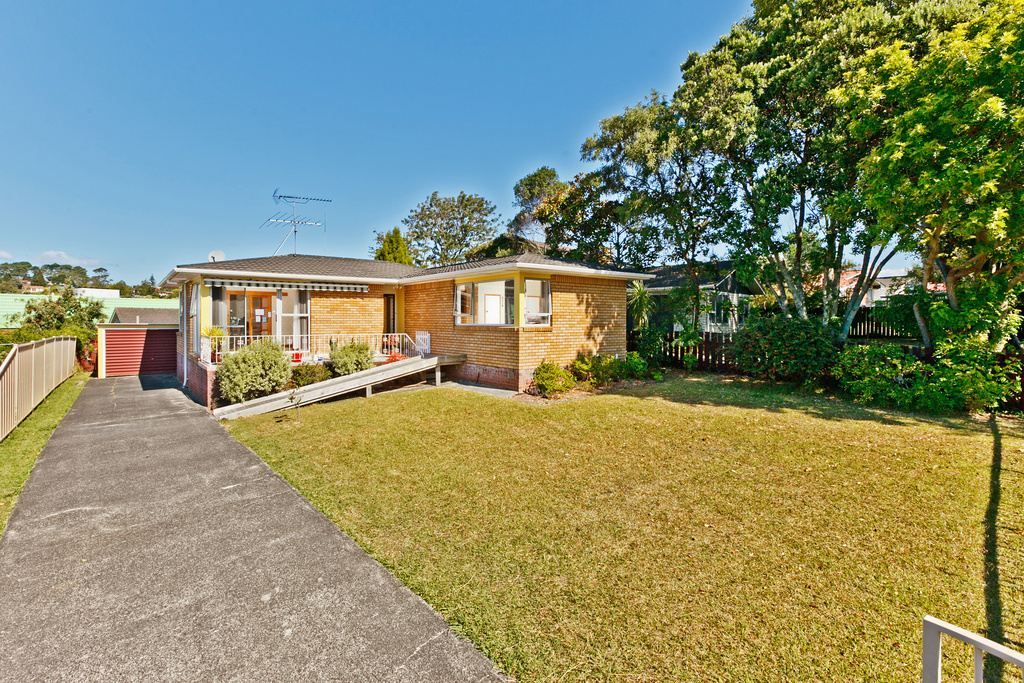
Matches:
[610,372,986,431]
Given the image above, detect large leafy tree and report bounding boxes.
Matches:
[538,172,660,268]
[402,191,500,267]
[371,227,414,265]
[509,167,567,240]
[582,93,737,327]
[675,0,975,339]
[837,0,1024,348]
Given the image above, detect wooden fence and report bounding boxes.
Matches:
[847,306,905,339]
[652,330,738,371]
[0,336,77,442]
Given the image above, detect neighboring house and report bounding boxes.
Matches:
[835,270,946,307]
[18,279,46,294]
[160,252,649,402]
[645,262,762,334]
[0,293,179,329]
[108,307,180,325]
[74,287,122,299]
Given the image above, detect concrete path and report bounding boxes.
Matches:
[0,375,504,682]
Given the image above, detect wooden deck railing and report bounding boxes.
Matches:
[0,336,77,442]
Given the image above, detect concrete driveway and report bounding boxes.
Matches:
[0,375,504,682]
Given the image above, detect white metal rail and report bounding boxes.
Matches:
[923,615,1024,682]
[0,336,77,441]
[200,333,421,365]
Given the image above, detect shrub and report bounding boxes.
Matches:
[330,341,374,377]
[532,361,576,397]
[0,323,96,363]
[833,343,924,410]
[925,336,1021,413]
[290,363,331,387]
[617,351,649,379]
[833,339,1021,413]
[732,315,838,383]
[217,340,291,404]
[632,324,668,366]
[571,352,650,385]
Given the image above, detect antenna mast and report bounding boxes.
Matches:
[261,189,333,255]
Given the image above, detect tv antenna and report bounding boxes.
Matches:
[262,189,333,255]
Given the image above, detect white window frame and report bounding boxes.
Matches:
[523,278,552,327]
[454,279,515,326]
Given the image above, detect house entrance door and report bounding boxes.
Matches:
[248,293,273,337]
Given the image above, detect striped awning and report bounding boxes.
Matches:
[204,279,369,293]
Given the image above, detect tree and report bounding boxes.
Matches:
[134,275,158,297]
[672,0,977,340]
[583,92,736,329]
[837,0,1024,349]
[402,191,500,266]
[538,172,660,268]
[509,167,567,240]
[21,286,104,330]
[371,227,414,265]
[89,267,110,287]
[40,263,89,287]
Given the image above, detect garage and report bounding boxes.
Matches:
[98,308,179,378]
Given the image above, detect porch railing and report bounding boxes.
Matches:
[922,615,1024,682]
[200,333,422,365]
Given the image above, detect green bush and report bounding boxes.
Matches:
[833,339,1021,413]
[330,341,374,377]
[571,352,650,385]
[532,361,576,397]
[0,324,96,362]
[732,315,838,383]
[833,343,924,410]
[632,324,668,366]
[216,340,292,404]
[291,363,331,387]
[617,351,649,379]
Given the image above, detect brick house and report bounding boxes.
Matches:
[160,253,650,404]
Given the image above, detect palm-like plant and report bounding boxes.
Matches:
[627,280,654,329]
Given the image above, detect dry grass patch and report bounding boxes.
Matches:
[227,373,1024,681]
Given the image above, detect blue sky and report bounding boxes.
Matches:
[1,1,752,283]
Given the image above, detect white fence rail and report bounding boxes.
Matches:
[0,336,77,442]
[923,615,1024,682]
[200,333,422,365]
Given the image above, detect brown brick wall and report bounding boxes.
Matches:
[401,275,627,391]
[517,275,627,373]
[310,285,393,336]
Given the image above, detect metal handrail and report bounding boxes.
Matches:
[922,615,1024,682]
[200,333,422,365]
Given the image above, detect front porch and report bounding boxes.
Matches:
[199,332,424,366]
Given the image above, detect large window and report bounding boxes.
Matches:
[278,289,309,348]
[524,279,551,326]
[455,280,515,325]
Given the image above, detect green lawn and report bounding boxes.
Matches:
[0,373,88,533]
[227,374,1024,681]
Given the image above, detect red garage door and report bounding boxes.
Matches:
[104,328,177,376]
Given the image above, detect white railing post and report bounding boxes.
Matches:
[922,616,942,683]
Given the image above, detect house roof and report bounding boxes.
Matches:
[645,261,760,295]
[109,307,180,325]
[174,254,422,280]
[162,251,651,287]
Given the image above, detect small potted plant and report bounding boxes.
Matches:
[202,326,226,363]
